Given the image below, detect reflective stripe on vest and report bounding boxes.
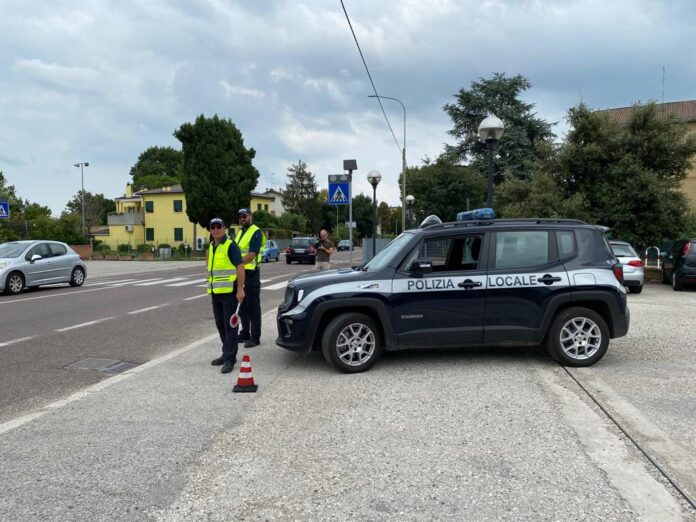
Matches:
[235,224,266,270]
[207,239,238,294]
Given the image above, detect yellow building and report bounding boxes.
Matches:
[250,192,276,215]
[104,184,208,251]
[599,100,696,209]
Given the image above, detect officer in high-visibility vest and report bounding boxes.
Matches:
[207,217,246,374]
[235,208,266,347]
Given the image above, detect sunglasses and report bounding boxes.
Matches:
[210,224,223,230]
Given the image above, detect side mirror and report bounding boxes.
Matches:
[410,258,433,275]
[31,254,42,262]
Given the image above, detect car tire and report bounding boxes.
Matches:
[322,313,383,373]
[276,254,279,261]
[4,271,25,295]
[661,268,669,284]
[69,266,86,287]
[545,307,609,367]
[628,284,643,294]
[672,272,683,291]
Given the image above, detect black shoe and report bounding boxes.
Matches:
[244,339,260,348]
[211,356,224,366]
[221,361,235,374]
[238,333,250,341]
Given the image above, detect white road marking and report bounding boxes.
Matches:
[262,280,289,291]
[0,333,218,436]
[0,286,109,305]
[135,277,188,286]
[128,304,169,315]
[0,336,36,347]
[56,317,115,332]
[84,279,137,287]
[166,279,206,287]
[183,294,208,301]
[109,277,163,286]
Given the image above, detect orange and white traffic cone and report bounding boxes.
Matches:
[233,354,258,393]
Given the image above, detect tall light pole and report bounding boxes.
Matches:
[367,95,406,231]
[478,115,505,208]
[74,162,90,237]
[367,170,382,259]
[405,194,415,229]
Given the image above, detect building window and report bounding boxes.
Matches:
[257,203,262,211]
[174,228,183,242]
[146,228,154,241]
[145,201,154,213]
[264,204,269,211]
[173,200,183,212]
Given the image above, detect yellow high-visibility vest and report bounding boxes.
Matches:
[235,224,266,271]
[207,238,238,294]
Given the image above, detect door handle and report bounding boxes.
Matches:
[539,274,562,285]
[458,279,482,289]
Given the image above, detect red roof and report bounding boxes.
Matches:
[596,100,696,124]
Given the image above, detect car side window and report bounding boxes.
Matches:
[495,231,549,270]
[557,231,577,258]
[49,243,68,257]
[26,243,51,260]
[401,235,483,272]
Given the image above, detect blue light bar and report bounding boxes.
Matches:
[456,208,495,221]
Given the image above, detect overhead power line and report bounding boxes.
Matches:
[339,0,402,154]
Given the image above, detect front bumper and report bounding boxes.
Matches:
[276,307,313,352]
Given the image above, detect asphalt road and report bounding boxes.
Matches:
[0,252,354,423]
[2,257,696,520]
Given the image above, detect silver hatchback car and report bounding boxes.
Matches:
[609,240,644,294]
[0,240,87,295]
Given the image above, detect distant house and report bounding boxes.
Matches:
[260,188,285,216]
[596,100,696,209]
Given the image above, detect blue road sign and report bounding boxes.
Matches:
[0,201,9,219]
[328,182,350,205]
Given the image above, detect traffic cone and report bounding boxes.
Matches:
[233,354,258,393]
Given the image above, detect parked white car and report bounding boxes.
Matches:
[609,240,644,294]
[0,240,87,295]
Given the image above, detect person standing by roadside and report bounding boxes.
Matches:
[207,217,245,374]
[316,228,335,271]
[235,208,266,348]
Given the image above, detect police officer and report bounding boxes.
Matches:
[235,208,266,348]
[207,217,245,374]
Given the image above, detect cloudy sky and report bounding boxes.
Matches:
[1,0,695,214]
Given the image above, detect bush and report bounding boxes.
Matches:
[94,244,112,254]
[117,244,130,254]
[137,243,154,254]
[266,228,293,239]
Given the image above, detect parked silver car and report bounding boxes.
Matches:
[0,240,87,295]
[609,240,644,294]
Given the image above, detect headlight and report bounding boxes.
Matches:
[279,284,296,311]
[0,262,9,270]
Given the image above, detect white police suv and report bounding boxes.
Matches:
[276,210,630,373]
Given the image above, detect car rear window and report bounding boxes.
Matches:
[611,244,637,257]
[291,239,312,248]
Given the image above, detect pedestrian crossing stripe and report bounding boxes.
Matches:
[330,185,348,203]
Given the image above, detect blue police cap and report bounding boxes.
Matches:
[238,208,252,216]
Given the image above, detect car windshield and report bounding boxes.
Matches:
[291,239,312,248]
[0,242,28,258]
[611,243,637,257]
[363,233,414,271]
[339,240,349,246]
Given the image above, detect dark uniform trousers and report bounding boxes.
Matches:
[211,284,240,363]
[239,268,261,342]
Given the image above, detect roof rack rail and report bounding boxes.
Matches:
[423,217,588,231]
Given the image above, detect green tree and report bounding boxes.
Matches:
[556,103,696,248]
[129,146,182,190]
[351,193,374,239]
[65,191,116,231]
[400,156,487,223]
[443,73,554,182]
[174,115,259,227]
[283,160,323,231]
[277,212,308,234]
[377,201,392,233]
[252,209,277,229]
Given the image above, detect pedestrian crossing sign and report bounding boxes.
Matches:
[328,182,350,205]
[0,201,9,219]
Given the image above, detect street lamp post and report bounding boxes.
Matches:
[477,115,505,208]
[367,170,382,259]
[405,194,415,228]
[367,95,406,231]
[73,162,90,237]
